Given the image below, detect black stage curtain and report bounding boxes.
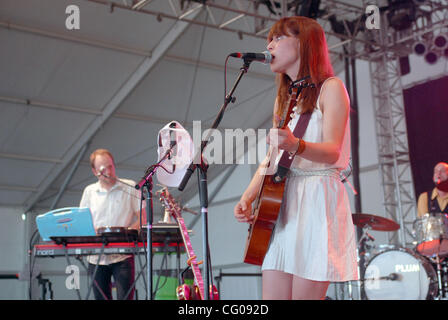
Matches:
[403,75,448,199]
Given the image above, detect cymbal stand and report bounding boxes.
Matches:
[357,225,375,249]
[349,225,374,300]
[443,260,448,299]
[434,254,447,299]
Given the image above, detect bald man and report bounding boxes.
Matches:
[417,162,448,217]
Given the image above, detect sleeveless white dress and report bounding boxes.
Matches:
[261,77,359,282]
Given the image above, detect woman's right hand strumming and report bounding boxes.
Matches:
[234,157,269,224]
[234,197,255,224]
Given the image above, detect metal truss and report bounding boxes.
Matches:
[369,53,417,247]
[87,0,377,59]
[367,0,448,247]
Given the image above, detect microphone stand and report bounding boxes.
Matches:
[178,58,253,300]
[135,145,175,300]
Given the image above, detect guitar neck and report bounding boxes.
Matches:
[262,85,300,174]
[176,216,205,300]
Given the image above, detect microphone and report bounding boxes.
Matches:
[97,165,106,177]
[229,51,272,64]
[388,273,401,281]
[363,273,401,282]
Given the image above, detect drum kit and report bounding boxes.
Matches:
[352,212,448,300]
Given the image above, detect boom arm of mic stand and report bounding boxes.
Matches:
[178,61,251,191]
[135,144,176,190]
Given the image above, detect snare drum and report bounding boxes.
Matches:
[364,248,437,300]
[413,213,448,257]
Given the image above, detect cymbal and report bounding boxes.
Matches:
[352,213,400,231]
[437,180,448,192]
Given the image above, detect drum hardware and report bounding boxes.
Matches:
[413,213,448,258]
[357,225,377,269]
[344,225,376,300]
[352,213,401,266]
[349,213,403,300]
[435,255,444,299]
[352,213,400,232]
[362,272,402,282]
[357,226,375,248]
[443,261,448,299]
[429,254,448,300]
[443,261,448,295]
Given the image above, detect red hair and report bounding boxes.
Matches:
[268,16,334,123]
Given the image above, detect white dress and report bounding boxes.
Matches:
[261,77,359,282]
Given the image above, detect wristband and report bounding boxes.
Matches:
[288,138,306,159]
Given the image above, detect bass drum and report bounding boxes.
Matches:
[363,248,437,300]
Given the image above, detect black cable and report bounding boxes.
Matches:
[224,55,230,103]
[206,243,215,298]
[152,247,169,297]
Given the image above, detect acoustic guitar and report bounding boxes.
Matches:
[243,78,313,265]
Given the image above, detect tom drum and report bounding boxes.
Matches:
[413,213,448,257]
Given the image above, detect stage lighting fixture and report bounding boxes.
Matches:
[434,35,447,49]
[424,51,438,64]
[295,0,321,19]
[256,0,280,15]
[413,42,426,55]
[387,0,416,31]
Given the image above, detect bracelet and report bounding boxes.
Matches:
[288,138,306,159]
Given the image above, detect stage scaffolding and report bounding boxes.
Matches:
[365,0,448,247]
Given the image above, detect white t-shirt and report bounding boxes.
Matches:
[80,178,145,265]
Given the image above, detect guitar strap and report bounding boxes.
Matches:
[273,78,314,183]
